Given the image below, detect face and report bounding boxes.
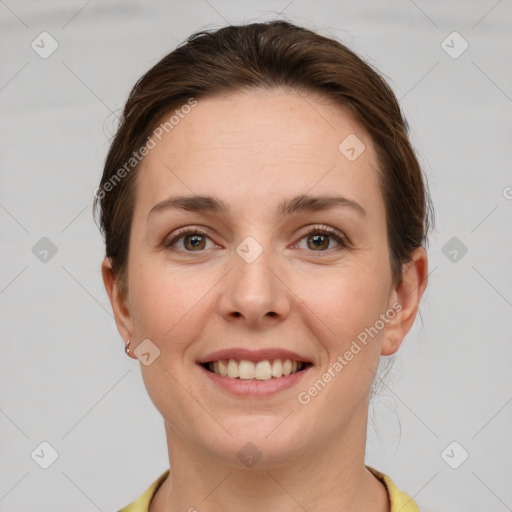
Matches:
[104,88,426,468]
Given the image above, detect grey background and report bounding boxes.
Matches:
[1,1,511,511]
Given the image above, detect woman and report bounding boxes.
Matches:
[95,20,431,512]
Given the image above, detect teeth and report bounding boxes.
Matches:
[208,358,304,380]
[239,360,255,379]
[227,359,238,378]
[271,359,282,378]
[282,359,292,376]
[255,360,272,380]
[218,359,228,377]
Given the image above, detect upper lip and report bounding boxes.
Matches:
[197,348,312,364]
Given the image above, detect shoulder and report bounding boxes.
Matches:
[367,466,421,512]
[117,470,170,512]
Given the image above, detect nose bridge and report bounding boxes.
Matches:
[218,234,290,325]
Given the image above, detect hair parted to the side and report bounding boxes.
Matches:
[94,20,434,296]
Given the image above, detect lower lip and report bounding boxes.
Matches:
[198,364,310,397]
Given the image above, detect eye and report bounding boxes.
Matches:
[164,225,350,254]
[164,228,215,252]
[295,225,349,252]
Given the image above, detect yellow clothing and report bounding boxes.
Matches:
[117,466,419,511]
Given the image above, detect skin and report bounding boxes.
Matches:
[102,88,428,512]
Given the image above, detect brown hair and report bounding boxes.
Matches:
[94,20,433,295]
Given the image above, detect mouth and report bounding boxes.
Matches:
[201,358,312,380]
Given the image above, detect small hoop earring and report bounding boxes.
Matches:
[125,339,131,356]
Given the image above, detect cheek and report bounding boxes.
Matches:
[128,259,219,344]
[294,269,390,413]
[128,264,216,422]
[293,260,391,345]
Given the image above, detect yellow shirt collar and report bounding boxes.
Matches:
[118,466,420,512]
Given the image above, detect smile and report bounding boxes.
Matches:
[204,358,309,380]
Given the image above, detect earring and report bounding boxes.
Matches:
[125,339,131,356]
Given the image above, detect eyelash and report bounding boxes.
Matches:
[164,225,350,254]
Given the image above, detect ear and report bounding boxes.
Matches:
[381,247,428,356]
[101,257,136,357]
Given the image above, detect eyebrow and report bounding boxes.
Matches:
[147,193,366,220]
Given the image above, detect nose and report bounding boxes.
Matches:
[217,241,291,329]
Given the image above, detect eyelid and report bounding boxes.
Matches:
[163,226,215,249]
[163,224,351,252]
[293,224,351,250]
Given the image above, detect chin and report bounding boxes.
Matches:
[196,416,310,468]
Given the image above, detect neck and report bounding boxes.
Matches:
[150,413,389,512]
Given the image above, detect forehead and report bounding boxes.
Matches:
[135,88,382,216]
